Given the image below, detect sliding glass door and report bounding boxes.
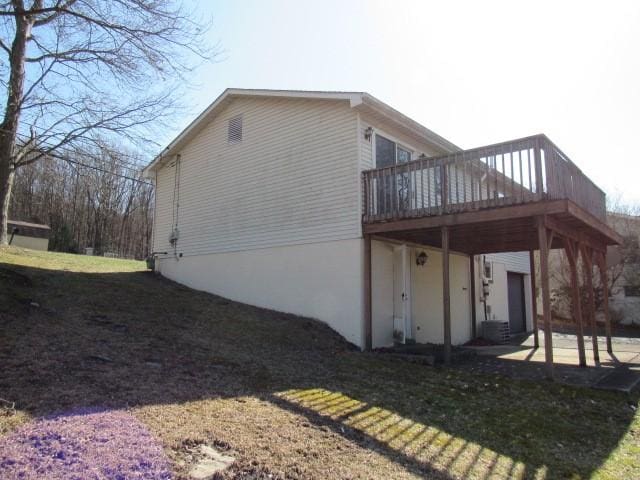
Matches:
[375,135,413,214]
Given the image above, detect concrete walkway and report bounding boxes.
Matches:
[462,331,640,391]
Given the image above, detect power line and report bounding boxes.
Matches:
[1,118,157,185]
[10,120,154,165]
[34,137,147,174]
[49,143,146,176]
[45,150,154,186]
[24,139,150,178]
[4,124,153,173]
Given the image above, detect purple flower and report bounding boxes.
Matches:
[0,408,172,479]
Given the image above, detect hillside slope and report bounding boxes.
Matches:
[0,247,637,479]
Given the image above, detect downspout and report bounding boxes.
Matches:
[173,154,181,260]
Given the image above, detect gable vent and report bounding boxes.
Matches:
[227,115,243,144]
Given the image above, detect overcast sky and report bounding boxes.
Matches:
[176,0,640,205]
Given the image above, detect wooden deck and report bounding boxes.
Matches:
[361,134,620,253]
[361,134,622,379]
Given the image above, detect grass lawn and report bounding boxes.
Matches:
[0,246,638,479]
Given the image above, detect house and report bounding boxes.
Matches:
[546,211,640,327]
[606,213,640,325]
[7,219,50,251]
[144,88,620,377]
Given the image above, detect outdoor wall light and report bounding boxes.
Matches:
[416,251,428,267]
[364,126,374,141]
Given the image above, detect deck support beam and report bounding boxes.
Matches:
[581,245,600,363]
[529,250,539,348]
[564,238,587,367]
[470,255,477,339]
[537,216,554,379]
[596,252,613,354]
[364,234,372,351]
[442,225,452,365]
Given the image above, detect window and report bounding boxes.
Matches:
[397,146,411,164]
[375,134,412,167]
[375,135,396,168]
[227,115,243,143]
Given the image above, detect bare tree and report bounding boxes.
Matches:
[0,0,212,244]
[549,198,640,322]
[10,142,155,258]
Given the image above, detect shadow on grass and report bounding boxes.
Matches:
[0,261,637,479]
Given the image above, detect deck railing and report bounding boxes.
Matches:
[362,134,606,223]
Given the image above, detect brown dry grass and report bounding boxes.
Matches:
[0,246,638,479]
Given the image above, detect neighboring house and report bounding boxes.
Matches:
[7,220,50,251]
[604,212,640,325]
[143,88,617,354]
[546,212,640,327]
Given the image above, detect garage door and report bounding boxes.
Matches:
[507,272,526,333]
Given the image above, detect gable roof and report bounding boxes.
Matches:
[143,88,460,176]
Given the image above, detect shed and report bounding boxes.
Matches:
[8,220,50,251]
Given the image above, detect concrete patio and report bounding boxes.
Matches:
[461,331,640,391]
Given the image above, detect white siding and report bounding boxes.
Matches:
[154,96,359,256]
[486,252,530,274]
[153,162,177,254]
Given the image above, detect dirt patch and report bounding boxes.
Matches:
[0,408,172,479]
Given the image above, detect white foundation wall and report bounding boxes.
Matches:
[156,238,365,347]
[371,240,395,348]
[371,241,472,348]
[411,248,471,346]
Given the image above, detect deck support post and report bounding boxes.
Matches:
[537,216,554,379]
[596,252,613,354]
[470,254,477,339]
[564,239,587,367]
[442,225,451,365]
[364,234,372,351]
[529,250,539,348]
[581,245,600,363]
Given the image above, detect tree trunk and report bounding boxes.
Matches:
[0,162,15,245]
[0,4,33,244]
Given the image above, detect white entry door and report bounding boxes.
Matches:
[392,245,412,342]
